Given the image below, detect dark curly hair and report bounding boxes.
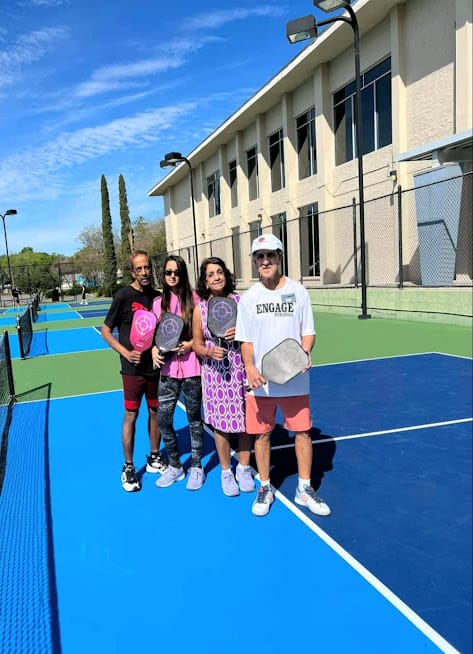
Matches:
[196,257,235,300]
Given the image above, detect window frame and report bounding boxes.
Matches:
[333,57,392,165]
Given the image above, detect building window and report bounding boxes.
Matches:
[229,160,238,208]
[246,146,259,201]
[248,219,262,277]
[271,212,288,276]
[207,171,221,217]
[231,227,242,279]
[334,57,392,164]
[269,129,285,192]
[299,203,319,277]
[296,108,317,179]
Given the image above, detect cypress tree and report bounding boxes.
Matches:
[119,174,133,282]
[101,174,117,293]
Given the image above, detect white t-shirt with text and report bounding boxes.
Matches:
[235,277,315,397]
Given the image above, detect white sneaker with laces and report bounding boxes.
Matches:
[251,485,274,517]
[236,464,255,493]
[155,465,185,488]
[294,485,331,516]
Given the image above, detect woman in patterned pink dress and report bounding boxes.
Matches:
[192,257,255,497]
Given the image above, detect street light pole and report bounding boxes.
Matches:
[160,152,199,281]
[287,1,371,319]
[0,209,18,291]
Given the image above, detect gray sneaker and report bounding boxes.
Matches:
[221,470,239,496]
[235,464,255,493]
[155,465,185,488]
[186,466,205,491]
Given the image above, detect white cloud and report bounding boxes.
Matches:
[180,5,286,32]
[73,36,221,99]
[0,102,197,201]
[0,27,68,89]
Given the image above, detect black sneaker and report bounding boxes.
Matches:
[146,452,168,474]
[121,464,141,492]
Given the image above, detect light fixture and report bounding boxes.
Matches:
[286,16,317,43]
[287,1,370,319]
[160,151,199,278]
[314,0,348,11]
[1,209,18,289]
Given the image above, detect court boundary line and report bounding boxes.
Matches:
[197,409,462,654]
[270,417,473,451]
[313,351,472,368]
[273,488,461,654]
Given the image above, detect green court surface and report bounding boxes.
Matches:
[11,312,472,399]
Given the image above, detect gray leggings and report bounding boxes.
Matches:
[157,375,203,468]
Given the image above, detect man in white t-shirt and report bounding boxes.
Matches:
[235,234,331,518]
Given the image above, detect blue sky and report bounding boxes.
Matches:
[0,0,324,256]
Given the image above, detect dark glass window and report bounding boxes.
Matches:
[296,107,317,179]
[207,171,220,217]
[246,147,259,201]
[229,159,237,208]
[299,203,320,277]
[334,57,392,164]
[269,129,285,191]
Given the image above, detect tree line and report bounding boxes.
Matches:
[0,174,166,298]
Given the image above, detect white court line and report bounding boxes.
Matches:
[313,350,471,368]
[271,417,473,451]
[273,490,461,654]
[197,405,463,654]
[431,351,472,361]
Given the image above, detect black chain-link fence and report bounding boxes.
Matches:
[2,172,471,297]
[151,170,472,289]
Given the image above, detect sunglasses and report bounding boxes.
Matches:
[164,270,180,277]
[255,251,278,261]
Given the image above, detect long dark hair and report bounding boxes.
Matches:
[196,257,235,300]
[161,255,194,339]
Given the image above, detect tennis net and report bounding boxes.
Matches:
[16,307,33,359]
[0,331,16,495]
[31,294,40,323]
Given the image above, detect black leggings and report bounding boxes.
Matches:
[157,376,203,468]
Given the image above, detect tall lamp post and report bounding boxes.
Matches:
[160,151,199,281]
[1,209,18,292]
[287,0,370,319]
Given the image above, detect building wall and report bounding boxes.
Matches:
[157,0,471,291]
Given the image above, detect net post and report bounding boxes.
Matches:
[16,315,26,359]
[3,331,16,399]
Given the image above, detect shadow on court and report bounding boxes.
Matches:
[262,424,336,491]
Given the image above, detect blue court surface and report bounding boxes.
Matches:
[9,326,109,359]
[0,353,471,654]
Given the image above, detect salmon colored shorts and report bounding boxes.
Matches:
[245,394,311,434]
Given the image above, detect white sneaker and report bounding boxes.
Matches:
[221,470,239,496]
[294,485,331,516]
[236,464,255,493]
[252,485,274,516]
[155,465,185,488]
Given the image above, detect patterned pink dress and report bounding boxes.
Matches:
[199,295,246,433]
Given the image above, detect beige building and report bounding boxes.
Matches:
[149,0,472,294]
